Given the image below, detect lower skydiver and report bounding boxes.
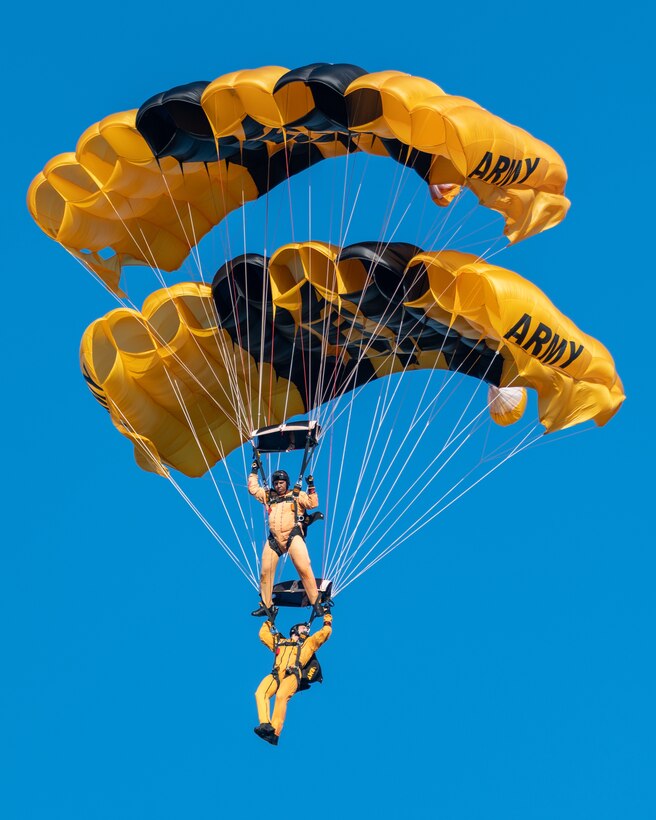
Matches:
[254,605,333,745]
[248,461,323,620]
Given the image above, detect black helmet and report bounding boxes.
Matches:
[271,469,290,486]
[289,623,310,640]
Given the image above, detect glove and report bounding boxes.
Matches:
[250,459,259,474]
[305,474,315,488]
[312,597,333,618]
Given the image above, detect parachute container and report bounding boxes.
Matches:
[252,420,321,453]
[273,579,333,608]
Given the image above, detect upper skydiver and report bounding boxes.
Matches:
[248,462,323,620]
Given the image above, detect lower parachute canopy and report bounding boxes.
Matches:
[80,241,624,477]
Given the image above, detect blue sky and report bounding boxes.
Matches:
[3,3,654,819]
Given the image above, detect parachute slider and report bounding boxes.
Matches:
[273,578,332,608]
[251,419,321,453]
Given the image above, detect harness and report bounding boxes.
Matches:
[270,638,323,691]
[251,423,318,557]
[266,490,305,556]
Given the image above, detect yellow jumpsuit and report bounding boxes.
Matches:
[248,474,320,607]
[255,614,332,737]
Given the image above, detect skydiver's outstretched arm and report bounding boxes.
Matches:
[302,613,333,657]
[298,474,319,509]
[258,620,276,650]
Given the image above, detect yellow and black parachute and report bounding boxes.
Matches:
[28,63,569,294]
[80,241,624,478]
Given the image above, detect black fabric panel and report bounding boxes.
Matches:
[402,261,431,303]
[444,334,503,384]
[82,365,109,410]
[377,137,434,181]
[335,243,421,327]
[212,255,318,407]
[136,81,215,162]
[274,62,368,132]
[212,136,246,161]
[237,141,325,197]
[405,308,503,385]
[345,87,383,129]
[239,115,270,140]
[341,242,424,301]
[305,63,368,125]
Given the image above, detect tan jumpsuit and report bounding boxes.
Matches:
[248,474,320,607]
[255,615,332,737]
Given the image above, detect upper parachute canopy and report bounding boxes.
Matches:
[28,63,569,293]
[80,241,623,478]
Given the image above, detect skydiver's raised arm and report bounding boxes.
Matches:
[248,463,268,504]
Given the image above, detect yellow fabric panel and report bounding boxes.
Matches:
[268,241,341,319]
[345,71,445,141]
[467,180,568,243]
[80,282,305,476]
[27,112,259,291]
[414,254,624,431]
[202,66,290,133]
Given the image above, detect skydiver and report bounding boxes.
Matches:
[254,606,333,746]
[248,462,323,618]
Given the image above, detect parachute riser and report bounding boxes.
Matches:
[251,446,270,493]
[293,432,317,494]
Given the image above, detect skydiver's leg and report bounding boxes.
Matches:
[271,675,299,737]
[287,535,319,605]
[255,674,278,725]
[259,542,280,608]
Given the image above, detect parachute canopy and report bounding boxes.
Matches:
[80,241,624,478]
[28,63,569,294]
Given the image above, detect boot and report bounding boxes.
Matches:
[254,723,279,746]
[251,602,278,619]
[254,722,274,739]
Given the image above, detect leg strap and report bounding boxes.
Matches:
[267,531,285,557]
[286,526,303,550]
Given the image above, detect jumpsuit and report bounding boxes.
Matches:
[255,614,332,737]
[248,474,320,607]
